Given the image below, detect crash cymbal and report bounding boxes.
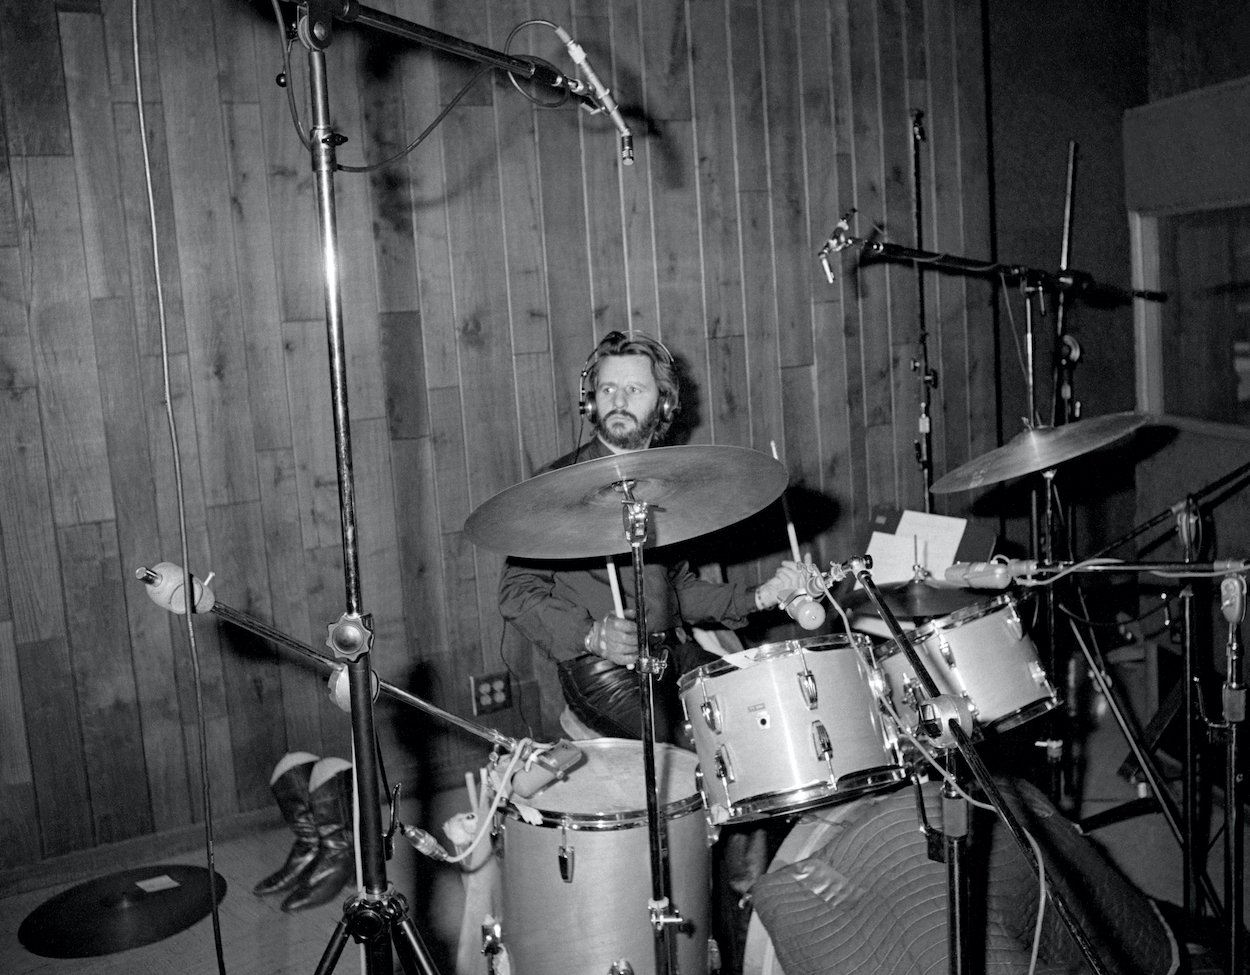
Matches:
[18,865,226,958]
[464,444,788,559]
[844,578,983,620]
[931,412,1152,494]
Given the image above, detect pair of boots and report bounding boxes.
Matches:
[253,752,356,912]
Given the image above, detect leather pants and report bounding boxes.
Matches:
[556,635,715,745]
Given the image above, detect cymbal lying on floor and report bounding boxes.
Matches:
[464,444,788,559]
[17,865,226,958]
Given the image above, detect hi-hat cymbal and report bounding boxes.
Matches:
[18,865,226,958]
[931,412,1152,494]
[464,445,788,559]
[844,578,983,620]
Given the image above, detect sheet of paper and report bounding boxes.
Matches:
[895,510,966,577]
[862,531,919,585]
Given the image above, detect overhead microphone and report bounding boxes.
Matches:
[554,25,634,166]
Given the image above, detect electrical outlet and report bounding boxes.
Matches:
[470,672,512,715]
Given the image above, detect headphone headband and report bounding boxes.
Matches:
[578,330,678,427]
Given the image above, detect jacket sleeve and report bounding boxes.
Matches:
[498,558,597,662]
[668,560,758,628]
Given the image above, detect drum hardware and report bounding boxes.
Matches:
[136,576,587,797]
[496,740,709,975]
[824,554,1114,975]
[465,443,787,974]
[1052,555,1250,969]
[678,635,905,825]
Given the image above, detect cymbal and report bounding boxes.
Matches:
[845,578,983,620]
[18,865,226,958]
[464,445,788,559]
[931,412,1152,494]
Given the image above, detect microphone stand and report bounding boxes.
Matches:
[283,3,600,971]
[830,557,1111,975]
[910,110,937,511]
[1217,572,1246,975]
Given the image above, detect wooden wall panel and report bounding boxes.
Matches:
[0,0,1001,874]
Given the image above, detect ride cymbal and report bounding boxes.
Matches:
[18,865,226,958]
[464,445,788,559]
[931,412,1152,494]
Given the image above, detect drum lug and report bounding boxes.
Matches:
[608,961,635,975]
[811,720,833,762]
[699,695,722,733]
[1029,660,1050,688]
[797,667,819,709]
[937,635,956,669]
[714,744,736,783]
[1006,605,1025,640]
[558,819,575,883]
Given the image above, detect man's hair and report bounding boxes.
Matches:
[579,330,680,440]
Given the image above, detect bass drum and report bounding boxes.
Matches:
[741,813,836,975]
[497,738,710,975]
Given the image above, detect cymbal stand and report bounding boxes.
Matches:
[827,556,1111,975]
[618,480,685,975]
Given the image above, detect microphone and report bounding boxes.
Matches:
[135,562,216,614]
[943,559,1038,589]
[781,591,826,630]
[554,26,634,166]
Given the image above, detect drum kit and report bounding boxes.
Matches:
[459,414,1154,975]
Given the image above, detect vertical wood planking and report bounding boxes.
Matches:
[0,247,35,390]
[762,0,815,372]
[60,10,131,301]
[0,0,1002,867]
[0,618,39,868]
[58,521,152,844]
[610,0,661,335]
[223,102,292,452]
[0,0,72,156]
[19,157,115,526]
[153,0,259,509]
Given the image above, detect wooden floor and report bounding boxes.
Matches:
[0,794,472,975]
[1,649,1244,974]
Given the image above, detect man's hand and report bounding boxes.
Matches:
[586,610,640,668]
[754,559,809,610]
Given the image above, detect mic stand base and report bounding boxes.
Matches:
[315,888,439,975]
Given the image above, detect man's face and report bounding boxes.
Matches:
[594,354,662,451]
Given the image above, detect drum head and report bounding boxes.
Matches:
[514,738,699,822]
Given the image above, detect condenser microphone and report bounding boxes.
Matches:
[554,26,634,165]
[135,562,216,614]
[782,591,826,630]
[943,559,1038,589]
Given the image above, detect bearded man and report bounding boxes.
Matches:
[498,330,803,742]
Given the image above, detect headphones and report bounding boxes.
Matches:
[578,330,678,427]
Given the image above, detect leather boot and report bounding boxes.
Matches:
[253,752,320,896]
[281,758,355,912]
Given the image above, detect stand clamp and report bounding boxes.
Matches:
[326,611,375,660]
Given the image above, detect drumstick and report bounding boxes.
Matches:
[606,558,625,618]
[770,441,802,562]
